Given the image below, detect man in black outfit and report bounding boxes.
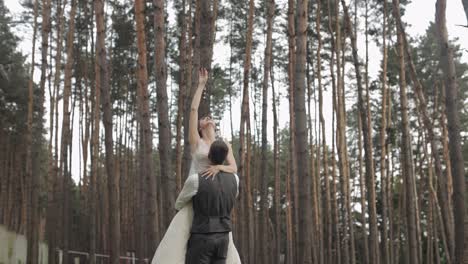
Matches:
[174,140,239,264]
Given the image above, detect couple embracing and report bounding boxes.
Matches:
[151,68,242,264]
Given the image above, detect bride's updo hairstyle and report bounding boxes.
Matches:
[208,140,228,165]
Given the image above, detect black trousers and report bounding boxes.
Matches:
[185,232,229,264]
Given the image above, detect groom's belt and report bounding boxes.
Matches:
[191,215,232,234]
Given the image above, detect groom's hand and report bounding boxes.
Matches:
[202,165,220,179]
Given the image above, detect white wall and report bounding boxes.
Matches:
[0,225,48,264]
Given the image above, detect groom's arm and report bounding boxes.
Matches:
[234,174,240,198]
[174,174,199,210]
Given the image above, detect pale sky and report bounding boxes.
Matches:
[4,0,467,183]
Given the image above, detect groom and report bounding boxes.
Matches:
[175,140,240,264]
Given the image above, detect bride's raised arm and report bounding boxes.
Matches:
[189,68,208,150]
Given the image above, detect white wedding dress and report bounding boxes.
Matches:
[151,140,241,264]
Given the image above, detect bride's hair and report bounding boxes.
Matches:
[198,113,213,138]
[208,140,228,165]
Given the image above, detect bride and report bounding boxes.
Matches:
[151,68,241,264]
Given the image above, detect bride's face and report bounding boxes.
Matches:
[199,116,216,131]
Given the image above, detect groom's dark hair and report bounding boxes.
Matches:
[208,140,229,165]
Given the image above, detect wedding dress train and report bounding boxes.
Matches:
[151,202,241,264]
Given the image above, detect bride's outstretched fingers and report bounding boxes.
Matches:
[198,67,208,88]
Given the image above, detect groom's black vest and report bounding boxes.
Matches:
[191,172,238,234]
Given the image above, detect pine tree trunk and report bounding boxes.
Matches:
[50,0,67,257]
[79,0,91,218]
[57,1,77,262]
[315,2,332,263]
[40,0,53,260]
[198,0,213,116]
[271,65,281,264]
[90,4,100,262]
[135,0,159,259]
[285,161,294,264]
[175,0,188,193]
[259,0,274,262]
[329,44,339,264]
[183,0,199,179]
[40,0,53,258]
[26,0,38,262]
[392,1,420,262]
[238,0,255,261]
[380,2,390,263]
[438,86,453,263]
[294,0,312,263]
[393,7,455,258]
[329,2,351,262]
[339,3,357,261]
[246,116,254,264]
[95,0,120,262]
[154,0,175,231]
[306,39,321,264]
[341,1,380,263]
[287,0,298,261]
[440,87,453,220]
[324,14,340,260]
[435,1,466,262]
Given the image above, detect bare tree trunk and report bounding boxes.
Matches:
[239,0,255,261]
[154,0,175,231]
[40,0,53,257]
[295,0,312,263]
[175,0,188,193]
[392,1,420,262]
[41,0,53,261]
[380,2,390,263]
[287,0,298,261]
[80,1,93,260]
[49,0,67,256]
[135,0,159,259]
[227,16,234,141]
[329,42,338,264]
[306,38,320,264]
[393,7,455,257]
[271,64,281,264]
[341,30,356,264]
[198,0,214,116]
[90,4,99,263]
[183,0,199,179]
[440,86,453,220]
[435,1,466,263]
[328,1,354,263]
[341,1,380,263]
[26,0,38,262]
[95,0,120,262]
[57,1,77,262]
[315,2,332,263]
[259,0,274,262]
[246,121,254,264]
[286,161,294,264]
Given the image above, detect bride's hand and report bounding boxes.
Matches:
[198,68,208,88]
[202,165,220,179]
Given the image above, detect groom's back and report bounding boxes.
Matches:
[191,172,238,234]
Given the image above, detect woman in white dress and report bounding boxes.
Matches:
[151,68,241,264]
